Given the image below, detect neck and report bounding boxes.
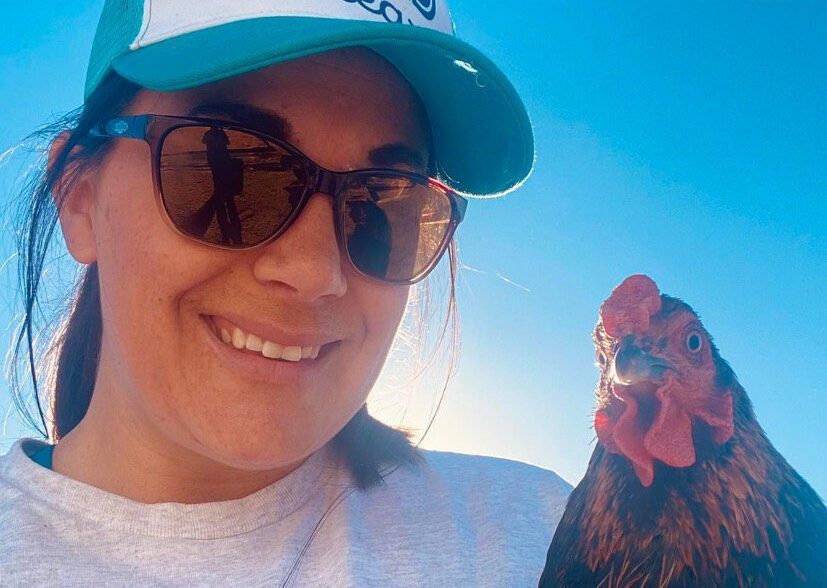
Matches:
[582,385,798,580]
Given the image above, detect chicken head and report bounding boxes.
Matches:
[593,274,734,487]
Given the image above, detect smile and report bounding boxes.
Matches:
[206,315,328,363]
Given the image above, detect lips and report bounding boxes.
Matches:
[210,315,322,362]
[195,312,342,387]
[204,314,339,362]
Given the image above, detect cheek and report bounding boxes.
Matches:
[91,146,224,405]
[327,277,409,418]
[352,280,409,378]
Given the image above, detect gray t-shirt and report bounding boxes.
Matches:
[0,437,572,587]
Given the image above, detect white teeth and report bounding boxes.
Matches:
[282,346,302,362]
[245,333,263,352]
[232,327,245,350]
[261,340,284,359]
[215,320,323,361]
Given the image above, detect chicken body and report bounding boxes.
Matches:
[539,275,827,587]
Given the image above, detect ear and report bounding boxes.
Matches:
[49,132,98,264]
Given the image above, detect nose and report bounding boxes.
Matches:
[251,192,347,300]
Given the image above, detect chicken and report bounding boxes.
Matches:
[539,274,827,587]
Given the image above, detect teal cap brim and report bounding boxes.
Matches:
[109,17,534,197]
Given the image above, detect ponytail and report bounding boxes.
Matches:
[52,264,102,440]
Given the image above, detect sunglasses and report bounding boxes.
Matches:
[86,114,467,284]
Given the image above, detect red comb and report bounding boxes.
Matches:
[600,274,662,338]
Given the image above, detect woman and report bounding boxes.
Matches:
[0,1,571,586]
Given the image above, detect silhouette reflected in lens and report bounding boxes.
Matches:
[185,127,244,244]
[342,176,453,282]
[160,126,308,247]
[346,197,392,279]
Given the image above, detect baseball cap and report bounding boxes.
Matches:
[85,0,535,197]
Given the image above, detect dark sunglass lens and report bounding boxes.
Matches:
[342,175,454,282]
[159,126,307,246]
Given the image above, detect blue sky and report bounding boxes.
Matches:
[1,2,824,497]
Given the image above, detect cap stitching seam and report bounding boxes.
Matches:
[133,0,154,49]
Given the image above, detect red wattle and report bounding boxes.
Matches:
[643,387,696,468]
[595,382,735,488]
[612,395,655,487]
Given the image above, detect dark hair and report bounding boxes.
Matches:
[9,71,460,491]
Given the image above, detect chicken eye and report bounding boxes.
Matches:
[685,331,703,353]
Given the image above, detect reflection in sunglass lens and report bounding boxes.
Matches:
[342,174,453,282]
[159,126,307,246]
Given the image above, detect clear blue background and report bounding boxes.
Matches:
[1,2,824,497]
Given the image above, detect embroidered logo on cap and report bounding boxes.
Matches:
[343,0,436,25]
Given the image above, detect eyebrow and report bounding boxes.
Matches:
[187,101,430,172]
[187,102,294,142]
[367,143,427,170]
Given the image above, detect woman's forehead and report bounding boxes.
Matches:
[127,47,431,169]
[132,47,422,118]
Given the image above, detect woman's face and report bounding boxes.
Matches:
[65,47,431,473]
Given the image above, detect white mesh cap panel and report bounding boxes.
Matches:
[133,0,455,48]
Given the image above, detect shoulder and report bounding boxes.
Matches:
[363,448,573,549]
[0,439,45,556]
[0,470,26,520]
[0,439,40,511]
[344,449,573,584]
[413,449,572,516]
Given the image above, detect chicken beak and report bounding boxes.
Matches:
[611,341,673,386]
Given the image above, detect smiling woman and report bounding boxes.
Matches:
[0,1,570,586]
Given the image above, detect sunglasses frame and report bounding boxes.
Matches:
[87,113,468,285]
